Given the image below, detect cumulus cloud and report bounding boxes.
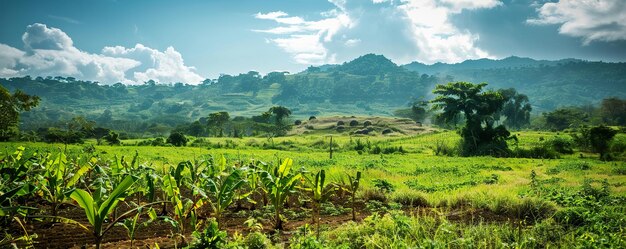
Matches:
[528,0,626,45]
[0,23,204,84]
[253,6,353,64]
[254,0,499,65]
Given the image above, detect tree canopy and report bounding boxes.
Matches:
[431,82,510,156]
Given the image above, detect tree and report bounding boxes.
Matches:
[167,132,188,147]
[543,108,588,131]
[0,86,40,141]
[600,97,626,126]
[589,125,617,160]
[103,131,121,145]
[431,82,510,156]
[498,88,532,129]
[269,106,291,125]
[207,112,230,137]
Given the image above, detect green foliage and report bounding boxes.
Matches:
[70,175,139,249]
[543,108,589,131]
[589,125,618,160]
[167,132,188,147]
[498,88,532,129]
[431,81,511,156]
[258,158,303,230]
[189,218,227,249]
[0,86,40,141]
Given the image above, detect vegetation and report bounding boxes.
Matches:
[1,54,625,248]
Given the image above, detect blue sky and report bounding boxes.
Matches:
[0,0,625,84]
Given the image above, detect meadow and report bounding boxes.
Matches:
[2,128,625,248]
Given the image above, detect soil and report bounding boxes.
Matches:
[7,197,518,249]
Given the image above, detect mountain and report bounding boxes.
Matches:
[403,56,583,75]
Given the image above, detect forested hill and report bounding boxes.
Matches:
[1,54,625,134]
[402,57,626,111]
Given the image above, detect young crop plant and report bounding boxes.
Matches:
[206,167,247,224]
[305,169,336,239]
[40,152,94,217]
[258,158,303,230]
[70,175,152,249]
[341,171,362,221]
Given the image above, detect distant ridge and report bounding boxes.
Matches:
[402,56,584,75]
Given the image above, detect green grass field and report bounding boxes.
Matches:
[2,129,625,248]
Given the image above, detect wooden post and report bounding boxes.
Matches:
[329,136,333,159]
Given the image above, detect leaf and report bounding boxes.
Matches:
[70,189,96,226]
[98,175,137,222]
[68,164,91,188]
[278,158,293,177]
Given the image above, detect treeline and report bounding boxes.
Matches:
[534,97,626,130]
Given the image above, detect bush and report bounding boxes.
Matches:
[349,120,359,127]
[337,120,345,126]
[554,207,587,227]
[513,145,559,159]
[363,120,372,127]
[392,192,429,207]
[244,232,271,249]
[167,132,188,146]
[547,137,574,154]
[294,120,302,125]
[189,219,227,249]
[362,189,387,203]
[309,116,317,120]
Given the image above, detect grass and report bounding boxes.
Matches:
[3,130,624,202]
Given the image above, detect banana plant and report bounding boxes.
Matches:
[258,158,303,230]
[162,167,205,242]
[341,171,361,221]
[305,169,336,239]
[205,167,247,224]
[36,151,91,217]
[70,175,148,249]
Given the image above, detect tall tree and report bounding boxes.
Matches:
[269,106,292,125]
[498,88,532,129]
[0,86,40,141]
[600,97,626,126]
[207,111,230,137]
[431,82,510,156]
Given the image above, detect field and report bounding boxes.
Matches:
[2,124,625,248]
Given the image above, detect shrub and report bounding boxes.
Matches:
[189,219,227,249]
[512,145,559,159]
[547,137,574,154]
[381,129,393,135]
[373,179,395,193]
[167,132,188,146]
[349,120,359,127]
[554,207,587,227]
[244,231,271,249]
[294,120,302,125]
[363,120,372,127]
[362,189,387,203]
[309,116,317,120]
[336,125,345,132]
[337,120,345,126]
[391,192,429,207]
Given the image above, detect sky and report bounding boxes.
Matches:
[0,0,625,84]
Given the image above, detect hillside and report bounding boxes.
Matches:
[402,58,626,111]
[2,54,626,134]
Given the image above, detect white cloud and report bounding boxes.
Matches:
[254,0,499,65]
[254,6,354,65]
[527,0,626,45]
[398,0,496,63]
[0,23,205,84]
